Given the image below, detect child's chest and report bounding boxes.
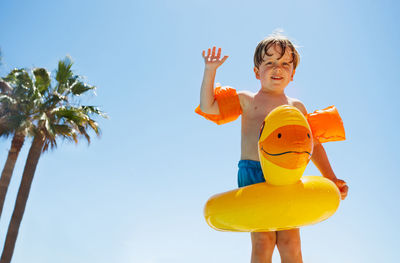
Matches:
[244,96,291,121]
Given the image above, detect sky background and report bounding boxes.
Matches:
[0,0,399,262]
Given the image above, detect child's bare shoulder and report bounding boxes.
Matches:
[288,97,308,115]
[237,90,255,112]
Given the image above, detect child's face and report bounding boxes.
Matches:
[254,44,295,93]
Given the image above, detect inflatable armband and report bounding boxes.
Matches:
[306,105,345,143]
[195,86,242,125]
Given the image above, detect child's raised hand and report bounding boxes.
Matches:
[202,46,229,70]
[333,179,348,200]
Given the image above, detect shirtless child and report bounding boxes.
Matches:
[197,33,349,263]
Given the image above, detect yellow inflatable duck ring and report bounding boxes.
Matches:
[204,105,345,232]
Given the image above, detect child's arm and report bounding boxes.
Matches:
[199,47,228,114]
[311,140,348,200]
[293,100,349,200]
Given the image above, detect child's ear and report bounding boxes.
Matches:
[291,69,296,81]
[254,67,260,79]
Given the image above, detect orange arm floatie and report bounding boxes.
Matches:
[306,105,346,143]
[195,86,242,125]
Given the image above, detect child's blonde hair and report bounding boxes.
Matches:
[254,31,300,70]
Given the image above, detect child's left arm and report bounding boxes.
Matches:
[311,140,348,200]
[293,100,349,200]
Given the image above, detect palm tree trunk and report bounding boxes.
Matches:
[0,133,25,220]
[0,134,45,263]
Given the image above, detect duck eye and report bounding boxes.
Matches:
[277,133,282,138]
[307,133,310,139]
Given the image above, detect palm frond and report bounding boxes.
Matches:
[14,70,34,95]
[4,69,39,102]
[71,130,78,143]
[53,124,72,135]
[78,125,91,143]
[0,114,27,131]
[0,128,13,138]
[2,69,19,83]
[40,93,66,110]
[80,105,108,119]
[52,107,88,125]
[71,81,95,96]
[39,113,55,140]
[33,68,51,95]
[42,138,57,152]
[0,79,12,93]
[67,75,79,87]
[87,119,100,134]
[55,56,73,93]
[0,94,17,106]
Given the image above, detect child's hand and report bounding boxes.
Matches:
[333,179,348,200]
[202,46,229,71]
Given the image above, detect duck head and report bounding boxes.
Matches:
[258,105,313,185]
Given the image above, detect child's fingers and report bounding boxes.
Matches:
[340,185,348,200]
[221,55,229,64]
[203,47,227,63]
[217,47,222,58]
[342,185,349,194]
[335,179,347,188]
[333,179,348,200]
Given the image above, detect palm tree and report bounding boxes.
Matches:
[0,57,106,263]
[0,68,45,219]
[0,77,26,220]
[0,78,26,220]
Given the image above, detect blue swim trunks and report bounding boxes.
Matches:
[238,160,265,187]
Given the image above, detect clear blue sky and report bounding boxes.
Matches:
[0,0,399,262]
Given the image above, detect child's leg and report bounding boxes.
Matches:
[251,232,276,263]
[276,228,303,263]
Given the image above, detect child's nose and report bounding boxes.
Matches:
[273,65,282,72]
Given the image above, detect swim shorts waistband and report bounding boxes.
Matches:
[238,160,261,169]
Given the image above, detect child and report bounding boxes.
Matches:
[196,33,349,263]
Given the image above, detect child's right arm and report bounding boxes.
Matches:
[199,46,228,114]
